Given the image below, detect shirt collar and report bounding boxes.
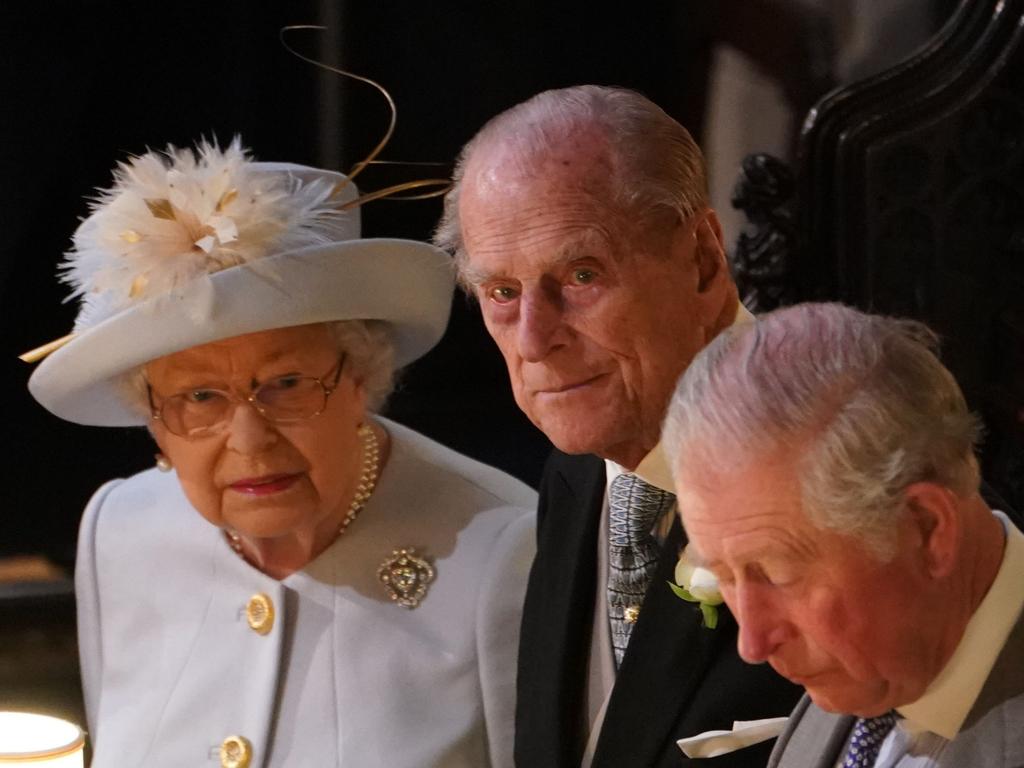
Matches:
[897,511,1024,739]
[604,446,675,494]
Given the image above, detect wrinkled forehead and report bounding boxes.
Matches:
[457,186,630,285]
[674,458,817,554]
[456,130,644,283]
[460,139,625,243]
[464,123,616,199]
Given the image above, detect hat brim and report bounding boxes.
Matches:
[29,239,454,426]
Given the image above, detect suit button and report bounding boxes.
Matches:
[220,735,252,768]
[246,593,275,635]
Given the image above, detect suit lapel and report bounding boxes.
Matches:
[770,699,853,768]
[592,517,729,766]
[516,452,607,767]
[963,605,1024,730]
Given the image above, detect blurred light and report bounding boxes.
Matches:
[0,711,84,766]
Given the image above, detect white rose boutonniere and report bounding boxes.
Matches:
[668,546,723,629]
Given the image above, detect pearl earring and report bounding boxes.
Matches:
[155,453,173,472]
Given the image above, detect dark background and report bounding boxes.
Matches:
[1,1,954,567]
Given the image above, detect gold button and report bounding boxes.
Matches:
[624,605,641,624]
[246,593,275,635]
[220,735,252,768]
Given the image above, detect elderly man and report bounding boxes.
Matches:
[663,302,1024,768]
[435,86,800,768]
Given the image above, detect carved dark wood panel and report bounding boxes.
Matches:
[730,154,798,313]
[732,0,1024,512]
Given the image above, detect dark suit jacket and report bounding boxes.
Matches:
[515,450,803,768]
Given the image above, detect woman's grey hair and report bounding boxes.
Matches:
[433,85,709,288]
[119,319,396,419]
[663,302,982,560]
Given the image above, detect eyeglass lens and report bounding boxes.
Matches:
[162,375,329,436]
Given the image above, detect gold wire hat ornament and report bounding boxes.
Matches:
[19,25,452,365]
[278,25,452,209]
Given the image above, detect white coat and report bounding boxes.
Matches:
[76,419,537,767]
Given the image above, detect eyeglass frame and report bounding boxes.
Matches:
[146,353,348,439]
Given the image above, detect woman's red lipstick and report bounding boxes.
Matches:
[229,474,300,495]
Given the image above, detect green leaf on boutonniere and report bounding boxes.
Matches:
[668,581,698,602]
[668,581,719,629]
[671,546,723,629]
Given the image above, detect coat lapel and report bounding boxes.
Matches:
[515,452,607,768]
[962,605,1024,730]
[592,517,729,766]
[769,696,853,768]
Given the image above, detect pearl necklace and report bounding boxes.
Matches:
[224,422,381,560]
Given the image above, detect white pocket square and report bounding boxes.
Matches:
[676,717,788,758]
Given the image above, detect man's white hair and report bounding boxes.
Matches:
[434,84,709,288]
[120,319,396,418]
[663,302,982,559]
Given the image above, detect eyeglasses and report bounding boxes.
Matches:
[148,355,346,439]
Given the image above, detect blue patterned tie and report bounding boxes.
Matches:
[607,472,675,667]
[841,713,897,767]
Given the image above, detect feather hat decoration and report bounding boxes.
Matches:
[25,53,458,426]
[62,137,353,328]
[27,147,454,427]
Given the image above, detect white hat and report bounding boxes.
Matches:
[28,139,454,427]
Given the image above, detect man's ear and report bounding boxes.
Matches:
[679,208,737,332]
[694,209,727,292]
[902,482,963,579]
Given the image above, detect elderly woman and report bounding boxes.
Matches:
[26,140,536,768]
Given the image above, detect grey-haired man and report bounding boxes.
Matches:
[664,302,1024,767]
[436,85,800,768]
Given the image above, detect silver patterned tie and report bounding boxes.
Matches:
[841,713,897,768]
[607,472,676,667]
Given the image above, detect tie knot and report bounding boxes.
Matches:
[608,472,675,543]
[843,712,897,768]
[854,712,897,737]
